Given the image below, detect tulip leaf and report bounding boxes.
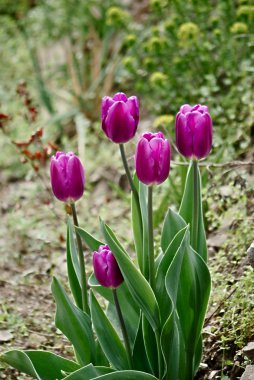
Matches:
[51,277,96,366]
[76,227,104,251]
[66,219,82,309]
[132,315,152,373]
[142,315,159,377]
[89,273,139,349]
[91,371,158,380]
[165,229,211,378]
[62,364,115,379]
[90,291,130,370]
[139,182,149,279]
[131,175,143,273]
[161,209,186,253]
[0,350,80,380]
[156,227,188,324]
[100,220,160,332]
[179,161,207,262]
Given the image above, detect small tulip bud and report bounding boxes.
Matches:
[101,92,139,144]
[50,152,85,202]
[135,132,171,185]
[93,245,124,288]
[175,104,213,159]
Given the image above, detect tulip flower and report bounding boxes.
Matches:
[175,104,212,159]
[50,151,85,202]
[93,245,124,288]
[101,92,139,143]
[135,132,171,186]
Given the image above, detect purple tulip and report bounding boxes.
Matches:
[135,132,171,185]
[175,104,213,159]
[93,245,124,288]
[50,151,85,202]
[101,92,139,143]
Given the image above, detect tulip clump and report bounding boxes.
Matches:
[2,92,213,380]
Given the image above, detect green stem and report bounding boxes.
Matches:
[119,143,144,272]
[155,330,163,379]
[192,160,199,252]
[112,288,133,369]
[148,186,155,290]
[71,202,89,314]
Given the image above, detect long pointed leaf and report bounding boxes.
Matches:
[51,277,96,366]
[90,291,130,370]
[100,220,160,332]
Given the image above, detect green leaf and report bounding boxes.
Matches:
[101,220,160,332]
[161,209,186,253]
[89,274,139,349]
[51,277,96,366]
[179,161,207,262]
[63,364,115,379]
[165,230,211,377]
[142,316,158,377]
[139,182,149,279]
[156,227,188,323]
[90,291,130,370]
[0,350,80,380]
[131,175,143,272]
[132,315,152,373]
[92,371,158,380]
[76,227,104,251]
[66,219,82,309]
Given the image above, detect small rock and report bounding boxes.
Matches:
[243,342,254,361]
[240,365,254,380]
[208,370,220,379]
[0,330,13,343]
[247,242,254,268]
[208,233,228,248]
[27,333,47,348]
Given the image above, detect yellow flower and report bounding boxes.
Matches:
[177,22,200,46]
[153,115,174,129]
[149,72,168,87]
[106,7,130,27]
[230,22,248,34]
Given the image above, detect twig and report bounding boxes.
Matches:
[171,160,254,169]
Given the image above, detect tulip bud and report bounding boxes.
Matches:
[101,92,139,143]
[135,132,171,185]
[175,104,212,159]
[93,245,124,288]
[50,151,85,202]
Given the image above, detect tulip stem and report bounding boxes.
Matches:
[112,288,133,369]
[192,160,199,252]
[119,143,144,273]
[119,143,137,195]
[148,186,155,290]
[71,202,89,315]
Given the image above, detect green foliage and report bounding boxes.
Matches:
[119,1,254,161]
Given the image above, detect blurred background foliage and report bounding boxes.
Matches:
[1,0,254,164]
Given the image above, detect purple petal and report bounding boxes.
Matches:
[93,252,111,288]
[50,157,69,202]
[180,104,192,114]
[106,252,124,288]
[126,96,139,126]
[193,113,213,159]
[135,137,156,185]
[112,92,128,102]
[67,155,85,202]
[101,96,114,120]
[175,113,193,158]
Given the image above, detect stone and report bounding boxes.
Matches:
[242,342,254,361]
[240,366,254,380]
[0,330,13,342]
[247,242,254,268]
